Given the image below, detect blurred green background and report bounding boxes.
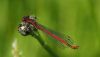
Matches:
[0,0,100,57]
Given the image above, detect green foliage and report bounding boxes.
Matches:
[0,0,100,57]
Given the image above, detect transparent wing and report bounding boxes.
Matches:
[38,24,79,49]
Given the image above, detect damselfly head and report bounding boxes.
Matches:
[18,15,38,36]
[18,22,32,36]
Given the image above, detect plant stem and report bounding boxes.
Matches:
[31,31,59,57]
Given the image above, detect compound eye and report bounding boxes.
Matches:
[18,22,32,36]
[18,22,28,36]
[20,26,26,31]
[18,26,27,36]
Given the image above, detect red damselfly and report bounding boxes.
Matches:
[18,16,79,49]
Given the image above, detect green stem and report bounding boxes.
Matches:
[31,31,59,57]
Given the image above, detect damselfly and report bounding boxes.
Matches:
[18,16,79,49]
